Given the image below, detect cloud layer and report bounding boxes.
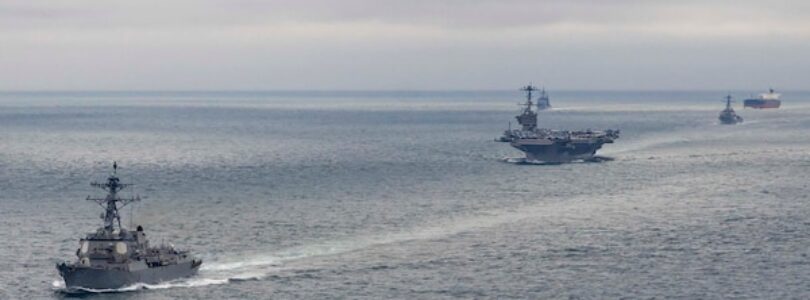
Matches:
[1,0,809,90]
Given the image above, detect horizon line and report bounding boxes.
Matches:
[0,88,804,93]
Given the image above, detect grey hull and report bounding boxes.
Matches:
[511,140,609,162]
[719,113,743,125]
[57,260,201,290]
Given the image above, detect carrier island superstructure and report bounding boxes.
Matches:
[56,163,202,290]
[497,85,619,163]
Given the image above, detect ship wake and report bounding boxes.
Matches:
[53,201,573,294]
[55,182,637,295]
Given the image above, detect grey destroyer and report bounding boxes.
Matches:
[497,85,619,163]
[56,163,202,291]
[718,94,743,125]
[536,87,551,110]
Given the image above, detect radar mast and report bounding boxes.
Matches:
[86,162,140,232]
[516,84,539,130]
[520,84,537,113]
[724,94,734,111]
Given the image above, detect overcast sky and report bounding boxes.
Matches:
[1,0,808,90]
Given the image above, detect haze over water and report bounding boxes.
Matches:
[1,91,809,298]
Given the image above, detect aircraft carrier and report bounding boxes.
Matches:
[497,85,619,163]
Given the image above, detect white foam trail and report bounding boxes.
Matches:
[602,135,692,155]
[62,278,231,294]
[500,157,528,164]
[202,256,280,271]
[51,280,64,288]
[205,207,562,276]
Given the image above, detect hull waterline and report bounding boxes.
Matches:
[57,260,202,290]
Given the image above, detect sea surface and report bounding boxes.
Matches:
[1,90,809,299]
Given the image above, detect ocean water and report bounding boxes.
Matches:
[0,90,809,299]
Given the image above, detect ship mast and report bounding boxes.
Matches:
[516,84,539,131]
[520,84,537,113]
[724,94,733,110]
[87,162,140,232]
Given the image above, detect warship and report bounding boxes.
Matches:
[719,94,743,125]
[536,88,551,110]
[497,85,619,163]
[56,163,202,291]
[744,88,781,109]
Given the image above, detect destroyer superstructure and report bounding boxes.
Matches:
[56,163,201,291]
[497,85,619,163]
[719,94,743,125]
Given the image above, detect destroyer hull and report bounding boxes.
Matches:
[744,99,780,109]
[510,139,611,162]
[57,260,200,290]
[719,115,743,125]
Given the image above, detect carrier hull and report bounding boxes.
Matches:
[510,139,611,162]
[57,260,201,290]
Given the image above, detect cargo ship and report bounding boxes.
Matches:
[743,89,781,109]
